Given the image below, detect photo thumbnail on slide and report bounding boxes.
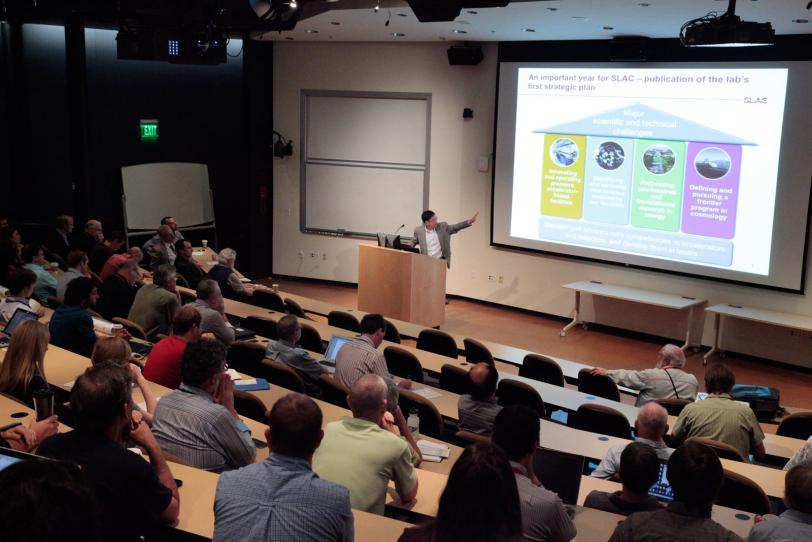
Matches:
[510,67,787,275]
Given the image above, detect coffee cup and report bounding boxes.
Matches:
[201,239,208,250]
[33,387,55,421]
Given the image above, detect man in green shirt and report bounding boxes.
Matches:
[127,264,180,340]
[313,374,419,515]
[671,363,765,461]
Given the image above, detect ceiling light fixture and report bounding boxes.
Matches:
[392,32,405,37]
[681,0,775,47]
[289,0,297,8]
[452,29,467,34]
[374,2,380,13]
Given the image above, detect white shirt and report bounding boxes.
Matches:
[425,227,442,259]
[164,242,177,265]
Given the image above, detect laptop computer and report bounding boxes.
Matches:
[320,335,353,370]
[533,447,585,506]
[0,308,39,347]
[0,445,48,472]
[647,461,674,502]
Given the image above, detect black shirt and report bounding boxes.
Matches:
[89,244,115,275]
[1,373,48,408]
[37,430,173,542]
[98,274,140,321]
[174,256,205,290]
[583,490,663,516]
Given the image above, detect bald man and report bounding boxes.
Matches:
[591,402,673,479]
[313,374,419,515]
[458,362,503,435]
[590,344,698,406]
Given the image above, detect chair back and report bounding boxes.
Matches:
[299,322,325,354]
[577,368,620,402]
[416,329,458,359]
[384,346,425,383]
[497,379,546,418]
[384,319,401,344]
[655,398,693,416]
[112,317,148,341]
[455,430,490,447]
[243,315,278,341]
[261,359,306,393]
[283,297,308,319]
[46,296,62,310]
[463,338,494,366]
[232,390,269,423]
[686,436,747,462]
[327,310,360,332]
[572,403,632,439]
[717,469,771,515]
[398,389,445,439]
[226,341,267,377]
[519,354,565,387]
[318,374,349,409]
[440,364,470,395]
[179,289,196,304]
[175,272,190,289]
[252,290,286,312]
[777,411,812,440]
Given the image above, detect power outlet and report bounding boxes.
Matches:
[487,274,497,282]
[310,252,319,259]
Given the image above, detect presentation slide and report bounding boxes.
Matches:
[493,62,812,292]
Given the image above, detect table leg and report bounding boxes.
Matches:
[560,291,581,337]
[703,313,721,366]
[681,305,695,350]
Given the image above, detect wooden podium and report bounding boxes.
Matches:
[358,245,446,328]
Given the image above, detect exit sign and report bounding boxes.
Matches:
[140,119,159,142]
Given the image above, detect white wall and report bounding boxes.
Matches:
[273,41,812,367]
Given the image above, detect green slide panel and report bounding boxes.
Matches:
[541,134,586,219]
[630,139,685,231]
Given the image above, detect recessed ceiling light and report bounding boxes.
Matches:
[603,26,614,30]
[452,29,467,34]
[522,28,536,33]
[793,18,809,23]
[305,29,319,33]
[467,10,478,14]
[330,21,340,25]
[392,32,405,37]
[571,16,588,21]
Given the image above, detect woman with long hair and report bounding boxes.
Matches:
[0,319,49,406]
[90,336,157,425]
[398,442,524,542]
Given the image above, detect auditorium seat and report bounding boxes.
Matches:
[261,359,305,393]
[384,319,401,343]
[398,389,445,439]
[572,403,632,439]
[686,436,746,462]
[777,411,812,440]
[519,354,565,387]
[283,297,309,319]
[655,398,692,416]
[497,379,546,418]
[252,290,286,312]
[417,329,458,359]
[577,368,621,402]
[299,322,325,354]
[226,341,267,377]
[439,364,469,395]
[384,346,425,383]
[242,315,278,340]
[463,337,494,366]
[717,469,771,515]
[112,317,148,341]
[455,430,490,447]
[327,310,360,332]
[233,390,269,423]
[318,374,349,409]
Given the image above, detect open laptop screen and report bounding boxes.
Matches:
[647,462,674,502]
[533,447,584,506]
[3,308,38,336]
[324,335,353,364]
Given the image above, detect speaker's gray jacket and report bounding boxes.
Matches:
[412,221,471,268]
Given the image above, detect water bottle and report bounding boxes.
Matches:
[407,407,420,438]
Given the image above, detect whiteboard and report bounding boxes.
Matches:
[121,162,214,230]
[301,90,430,237]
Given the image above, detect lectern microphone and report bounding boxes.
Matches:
[393,224,405,235]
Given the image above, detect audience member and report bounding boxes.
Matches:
[491,405,577,542]
[88,229,125,275]
[206,247,254,299]
[0,320,50,406]
[21,244,58,304]
[90,337,157,425]
[72,219,103,254]
[144,306,203,389]
[334,313,411,390]
[584,442,663,516]
[37,363,180,541]
[314,374,418,514]
[143,225,177,271]
[0,413,58,453]
[0,458,101,542]
[0,226,22,284]
[0,267,44,321]
[56,250,90,299]
[127,264,180,340]
[190,279,235,345]
[162,216,184,241]
[97,259,141,320]
[49,277,99,357]
[607,441,742,542]
[398,442,523,542]
[266,314,326,396]
[213,393,354,542]
[590,344,698,405]
[43,214,74,264]
[671,363,765,461]
[173,238,205,288]
[151,339,256,471]
[99,247,144,280]
[591,402,673,479]
[458,362,502,435]
[748,463,812,541]
[784,436,812,472]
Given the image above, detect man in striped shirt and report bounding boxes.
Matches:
[334,313,411,391]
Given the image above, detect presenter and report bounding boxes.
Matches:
[413,210,477,268]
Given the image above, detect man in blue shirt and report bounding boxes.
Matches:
[21,244,58,305]
[213,392,354,542]
[748,463,812,541]
[49,277,99,357]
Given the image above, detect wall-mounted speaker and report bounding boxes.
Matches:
[448,45,484,66]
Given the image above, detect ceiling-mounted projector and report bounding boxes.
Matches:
[407,0,510,23]
[680,0,774,47]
